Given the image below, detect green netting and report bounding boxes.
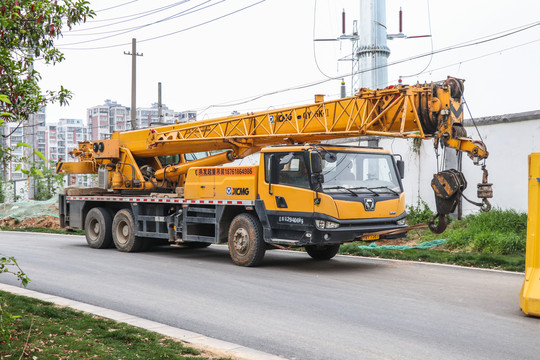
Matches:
[358,239,447,250]
[0,197,59,220]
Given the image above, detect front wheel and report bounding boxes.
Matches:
[305,244,340,260]
[112,209,149,252]
[228,213,265,267]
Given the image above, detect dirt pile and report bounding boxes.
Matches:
[0,215,61,229]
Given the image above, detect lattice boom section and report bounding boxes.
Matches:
[152,86,434,147]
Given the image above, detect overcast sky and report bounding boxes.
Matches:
[38,0,540,124]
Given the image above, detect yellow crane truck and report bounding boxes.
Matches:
[57,77,491,266]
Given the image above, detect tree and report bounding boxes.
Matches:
[0,0,94,198]
[0,0,94,126]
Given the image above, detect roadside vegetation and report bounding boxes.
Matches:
[340,202,527,272]
[0,291,231,360]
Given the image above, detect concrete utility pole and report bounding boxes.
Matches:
[158,82,162,124]
[124,38,143,130]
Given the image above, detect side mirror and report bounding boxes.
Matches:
[310,152,323,174]
[397,159,405,179]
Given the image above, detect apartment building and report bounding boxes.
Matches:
[87,99,129,140]
[135,103,177,128]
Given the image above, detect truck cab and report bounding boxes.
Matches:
[258,144,407,244]
[182,144,407,265]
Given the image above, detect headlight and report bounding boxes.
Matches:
[397,218,406,225]
[325,221,340,229]
[315,219,340,229]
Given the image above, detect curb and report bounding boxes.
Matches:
[0,283,286,360]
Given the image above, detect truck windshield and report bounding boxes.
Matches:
[321,152,401,195]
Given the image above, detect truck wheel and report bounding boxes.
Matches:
[305,244,340,260]
[112,209,148,252]
[228,213,265,267]
[84,207,113,249]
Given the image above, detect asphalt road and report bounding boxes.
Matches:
[1,231,539,360]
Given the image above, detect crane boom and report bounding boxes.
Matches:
[60,77,486,180]
[144,78,486,160]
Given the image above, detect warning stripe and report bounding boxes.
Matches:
[65,196,254,206]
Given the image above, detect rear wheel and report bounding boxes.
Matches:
[84,207,113,249]
[305,244,340,260]
[112,209,149,252]
[228,213,265,267]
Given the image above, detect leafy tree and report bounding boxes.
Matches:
[0,255,29,344]
[0,1,91,343]
[0,0,93,198]
[0,0,94,127]
[31,159,65,200]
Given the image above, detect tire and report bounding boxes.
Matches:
[228,213,265,267]
[305,244,341,260]
[84,207,113,249]
[112,209,149,252]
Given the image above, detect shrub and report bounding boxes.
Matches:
[406,200,434,225]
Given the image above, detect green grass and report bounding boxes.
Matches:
[339,244,525,272]
[343,206,527,272]
[0,291,231,360]
[408,208,527,256]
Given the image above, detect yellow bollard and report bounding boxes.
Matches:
[520,153,540,316]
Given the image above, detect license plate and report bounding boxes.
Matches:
[362,234,380,241]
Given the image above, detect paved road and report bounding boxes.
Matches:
[1,231,539,360]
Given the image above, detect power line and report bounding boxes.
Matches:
[400,0,434,78]
[195,21,540,113]
[312,0,334,80]
[65,0,193,34]
[398,37,540,80]
[59,0,266,50]
[94,0,139,13]
[60,1,220,45]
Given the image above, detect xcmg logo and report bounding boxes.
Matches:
[226,187,250,196]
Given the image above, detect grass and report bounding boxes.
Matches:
[339,244,525,272]
[338,205,528,272]
[0,291,231,360]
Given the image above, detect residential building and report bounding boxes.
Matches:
[87,99,129,141]
[135,103,176,128]
[50,118,90,187]
[175,110,197,124]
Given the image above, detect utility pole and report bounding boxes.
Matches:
[158,82,162,124]
[124,38,143,130]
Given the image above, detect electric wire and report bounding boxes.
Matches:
[59,1,221,45]
[64,0,193,34]
[94,1,139,13]
[59,1,266,50]
[400,0,434,78]
[89,1,185,24]
[391,37,540,82]
[312,0,334,79]
[195,21,540,113]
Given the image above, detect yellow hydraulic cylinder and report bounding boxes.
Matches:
[520,153,540,316]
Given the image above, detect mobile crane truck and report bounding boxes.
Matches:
[57,77,492,266]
